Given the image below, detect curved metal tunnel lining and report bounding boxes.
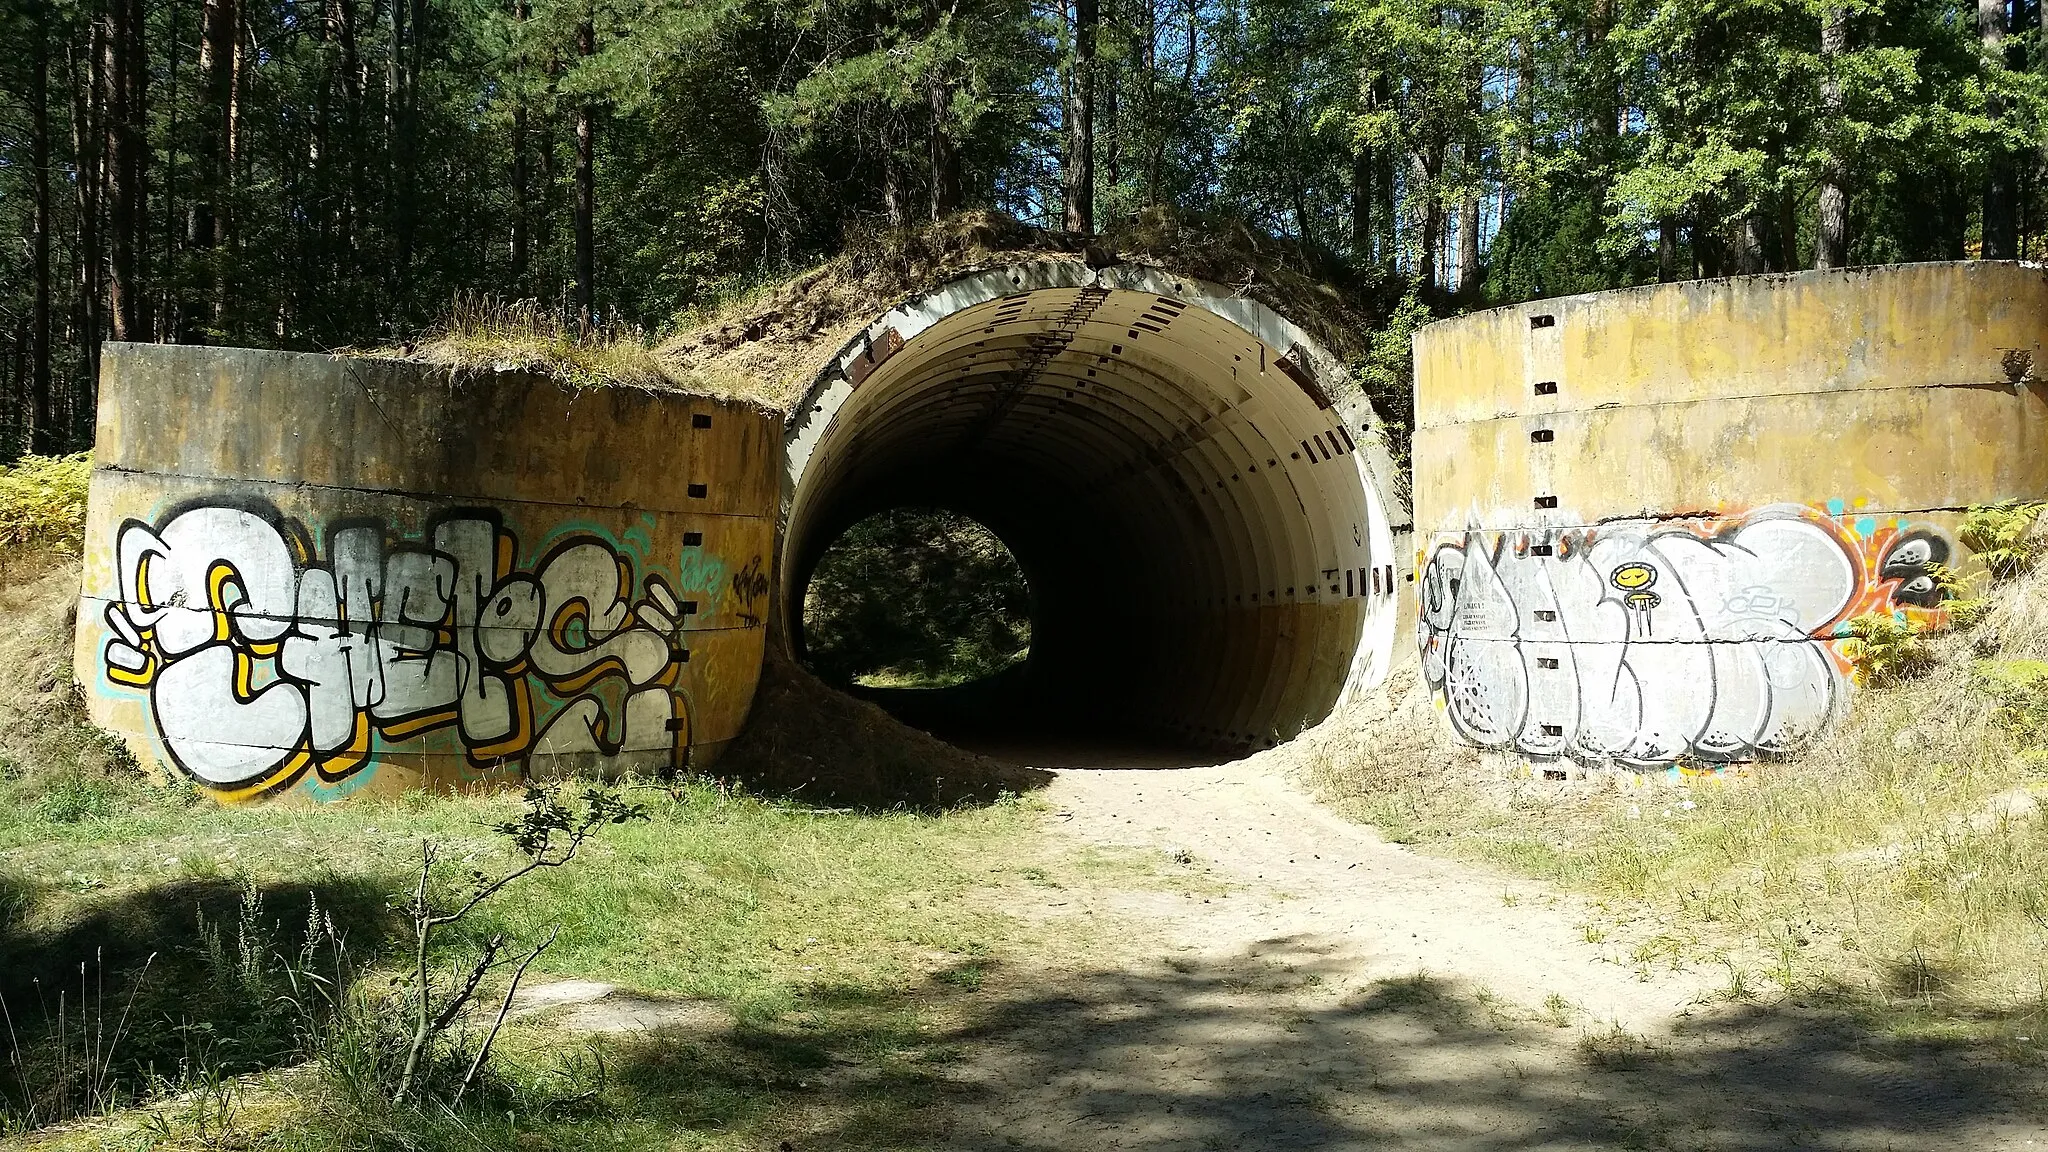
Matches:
[785,282,1393,752]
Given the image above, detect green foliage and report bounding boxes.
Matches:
[0,454,90,555]
[29,777,119,824]
[1960,501,2046,582]
[1357,290,1430,485]
[1972,659,2048,744]
[802,507,1033,688]
[1925,562,1990,627]
[1485,187,1647,304]
[1840,611,1933,687]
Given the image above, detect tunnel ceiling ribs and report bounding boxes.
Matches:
[783,266,1402,753]
[954,285,1110,454]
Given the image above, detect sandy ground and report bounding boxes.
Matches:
[932,756,2048,1152]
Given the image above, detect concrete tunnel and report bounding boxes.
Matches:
[780,260,1408,756]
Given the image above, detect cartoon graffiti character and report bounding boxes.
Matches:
[1878,529,1951,608]
[1609,562,1661,634]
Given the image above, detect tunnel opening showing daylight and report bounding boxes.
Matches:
[783,262,1404,758]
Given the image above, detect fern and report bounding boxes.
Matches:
[1840,612,1934,687]
[0,452,91,554]
[1924,562,1990,627]
[1959,500,2046,582]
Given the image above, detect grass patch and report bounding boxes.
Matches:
[373,296,681,393]
[1293,565,2048,1050]
[1,775,1056,1147]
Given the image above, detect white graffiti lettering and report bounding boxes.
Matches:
[1419,505,1953,766]
[101,504,702,796]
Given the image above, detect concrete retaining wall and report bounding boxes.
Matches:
[74,344,777,802]
[1412,261,2048,769]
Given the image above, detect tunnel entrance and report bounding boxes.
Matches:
[783,260,1404,762]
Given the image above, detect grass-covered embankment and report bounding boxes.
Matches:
[1294,526,2048,1058]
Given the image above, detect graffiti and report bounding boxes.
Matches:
[729,556,771,626]
[1418,504,1953,766]
[98,502,718,798]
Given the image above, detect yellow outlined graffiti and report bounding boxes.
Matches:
[99,503,700,800]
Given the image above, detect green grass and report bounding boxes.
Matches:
[0,774,1065,1150]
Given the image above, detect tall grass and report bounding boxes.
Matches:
[396,296,678,391]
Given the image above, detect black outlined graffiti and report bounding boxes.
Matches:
[99,502,697,797]
[1419,505,1956,767]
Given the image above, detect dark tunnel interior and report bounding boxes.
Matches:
[781,279,1399,763]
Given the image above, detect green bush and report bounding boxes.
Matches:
[0,453,90,554]
[802,507,1032,688]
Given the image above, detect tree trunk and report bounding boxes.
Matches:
[106,0,147,342]
[1411,147,1442,298]
[1102,58,1119,195]
[1586,0,1619,218]
[1657,218,1678,281]
[1815,4,1849,269]
[1064,0,1097,233]
[386,0,410,322]
[1373,76,1394,267]
[71,23,104,395]
[1739,216,1765,274]
[574,8,596,329]
[1457,147,1481,300]
[1351,137,1373,267]
[30,1,56,453]
[185,0,235,339]
[1778,193,1798,270]
[1981,0,2016,258]
[929,74,962,219]
[162,0,180,339]
[510,0,530,288]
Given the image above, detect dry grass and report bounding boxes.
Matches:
[365,212,1392,415]
[367,296,680,390]
[1289,571,2048,1045]
[658,208,1389,413]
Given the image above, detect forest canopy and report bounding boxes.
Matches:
[0,0,2041,455]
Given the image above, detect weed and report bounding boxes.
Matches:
[1,950,156,1130]
[31,777,119,824]
[1960,500,2047,581]
[937,962,987,992]
[1577,1024,1663,1070]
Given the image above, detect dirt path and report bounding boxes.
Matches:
[937,758,2048,1151]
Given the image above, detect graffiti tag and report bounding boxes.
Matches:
[99,504,706,797]
[1418,505,1952,766]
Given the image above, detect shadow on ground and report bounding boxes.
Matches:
[0,873,400,1124]
[595,935,2048,1151]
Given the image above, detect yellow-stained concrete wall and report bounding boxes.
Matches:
[75,344,777,802]
[1412,261,2048,768]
